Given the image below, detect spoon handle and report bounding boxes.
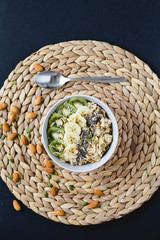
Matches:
[68,77,127,83]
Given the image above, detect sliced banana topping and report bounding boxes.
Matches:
[69,113,86,128]
[63,143,78,159]
[64,132,80,145]
[76,106,91,117]
[65,122,81,135]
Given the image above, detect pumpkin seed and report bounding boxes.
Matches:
[8,174,13,179]
[81,202,88,206]
[9,159,14,163]
[1,134,5,140]
[53,170,58,176]
[48,182,53,188]
[47,174,51,179]
[43,191,48,197]
[27,128,33,133]
[68,185,74,191]
[54,179,60,183]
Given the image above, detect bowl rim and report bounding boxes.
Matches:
[42,95,118,172]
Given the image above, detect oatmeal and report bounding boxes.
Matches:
[47,97,113,165]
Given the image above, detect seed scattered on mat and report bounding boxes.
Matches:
[10,106,20,114]
[27,128,33,133]
[8,174,13,179]
[3,122,9,132]
[0,102,7,111]
[43,191,48,197]
[13,172,20,183]
[54,179,60,183]
[53,170,58,176]
[68,185,74,191]
[94,189,104,196]
[48,182,53,188]
[13,200,21,211]
[26,112,37,119]
[1,134,6,140]
[7,133,17,140]
[27,133,31,138]
[21,135,28,145]
[29,144,36,154]
[36,144,43,154]
[56,209,65,216]
[88,200,99,209]
[81,202,88,207]
[47,174,51,179]
[35,96,42,105]
[44,159,53,168]
[51,187,57,196]
[9,113,16,123]
[9,158,14,163]
[44,167,54,174]
[13,80,17,85]
[33,63,43,72]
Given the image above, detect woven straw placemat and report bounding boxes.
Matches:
[0,40,160,225]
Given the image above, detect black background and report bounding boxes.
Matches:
[0,0,160,239]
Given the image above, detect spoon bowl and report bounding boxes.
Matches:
[34,71,68,89]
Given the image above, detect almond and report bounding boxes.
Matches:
[44,167,54,174]
[44,159,53,168]
[35,96,42,105]
[33,63,43,72]
[7,133,17,140]
[13,172,20,183]
[56,209,65,216]
[13,200,21,211]
[21,135,28,145]
[26,112,37,119]
[9,113,16,123]
[94,189,104,196]
[10,105,20,114]
[51,187,57,196]
[36,144,43,154]
[29,144,36,154]
[3,122,10,132]
[0,102,7,110]
[88,200,99,209]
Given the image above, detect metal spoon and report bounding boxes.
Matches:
[34,71,127,89]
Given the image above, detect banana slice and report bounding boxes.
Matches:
[65,122,81,135]
[64,143,78,159]
[69,113,86,128]
[76,106,91,117]
[64,132,80,145]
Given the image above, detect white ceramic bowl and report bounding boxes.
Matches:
[42,95,118,172]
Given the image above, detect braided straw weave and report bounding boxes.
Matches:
[0,40,160,225]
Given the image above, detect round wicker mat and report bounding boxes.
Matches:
[0,40,160,225]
